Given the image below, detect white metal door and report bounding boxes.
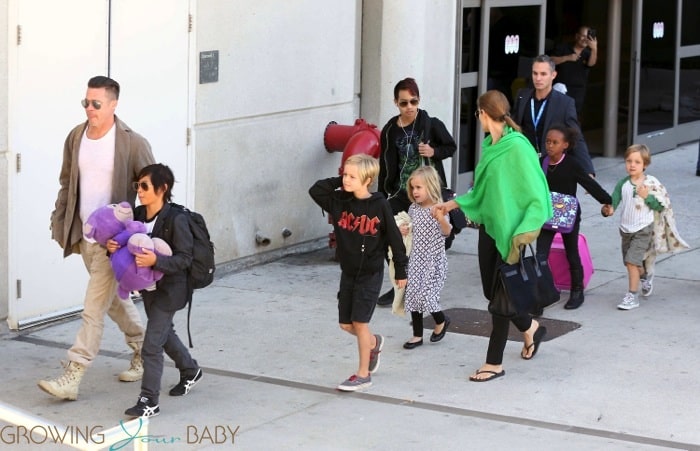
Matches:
[8,0,109,329]
[8,0,191,329]
[109,0,192,202]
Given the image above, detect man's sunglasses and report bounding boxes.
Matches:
[81,99,103,110]
[132,181,152,192]
[398,99,419,107]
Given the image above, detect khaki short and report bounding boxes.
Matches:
[620,223,653,267]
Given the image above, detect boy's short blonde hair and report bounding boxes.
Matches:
[407,166,443,204]
[343,154,379,185]
[624,144,651,167]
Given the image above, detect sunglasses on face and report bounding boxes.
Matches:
[132,181,153,192]
[81,99,103,110]
[474,109,482,117]
[398,98,420,107]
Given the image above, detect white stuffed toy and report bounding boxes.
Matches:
[388,211,413,317]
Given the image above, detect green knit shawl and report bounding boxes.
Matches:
[455,126,552,263]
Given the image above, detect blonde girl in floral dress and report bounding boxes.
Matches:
[402,166,452,349]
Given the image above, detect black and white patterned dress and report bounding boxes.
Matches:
[404,203,448,313]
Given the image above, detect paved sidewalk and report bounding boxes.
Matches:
[1,143,699,450]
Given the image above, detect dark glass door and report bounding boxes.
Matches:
[454,1,544,194]
[631,0,677,151]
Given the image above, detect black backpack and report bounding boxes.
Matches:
[168,203,215,348]
[169,203,215,289]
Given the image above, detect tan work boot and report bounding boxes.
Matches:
[119,342,143,382]
[37,361,86,401]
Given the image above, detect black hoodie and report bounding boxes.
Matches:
[378,109,456,200]
[309,177,408,280]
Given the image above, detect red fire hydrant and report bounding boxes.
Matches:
[322,118,382,248]
[324,118,381,174]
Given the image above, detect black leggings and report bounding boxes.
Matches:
[410,311,446,337]
[478,226,533,365]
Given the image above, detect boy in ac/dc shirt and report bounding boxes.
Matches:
[309,154,407,392]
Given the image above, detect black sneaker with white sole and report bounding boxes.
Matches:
[124,396,160,418]
[169,368,202,396]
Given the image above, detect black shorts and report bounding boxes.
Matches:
[337,270,383,324]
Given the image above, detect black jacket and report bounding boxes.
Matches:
[135,203,193,311]
[513,88,595,175]
[309,177,408,280]
[378,109,456,199]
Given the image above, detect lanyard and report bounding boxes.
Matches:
[530,98,548,152]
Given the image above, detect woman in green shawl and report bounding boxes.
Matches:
[434,90,552,382]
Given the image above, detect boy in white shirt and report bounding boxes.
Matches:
[604,144,688,310]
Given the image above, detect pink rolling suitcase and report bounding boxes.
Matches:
[548,233,594,290]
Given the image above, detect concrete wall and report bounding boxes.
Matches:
[193,0,362,267]
[0,0,458,322]
[361,0,457,185]
[0,0,9,319]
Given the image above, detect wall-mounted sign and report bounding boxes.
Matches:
[199,50,219,84]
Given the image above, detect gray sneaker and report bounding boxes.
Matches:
[368,334,384,374]
[337,374,372,392]
[617,292,640,310]
[641,278,653,297]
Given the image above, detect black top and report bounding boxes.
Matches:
[134,203,194,311]
[309,177,408,279]
[541,154,612,206]
[520,95,550,154]
[379,109,456,200]
[551,43,592,88]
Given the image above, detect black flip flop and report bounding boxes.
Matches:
[521,326,547,360]
[469,369,505,382]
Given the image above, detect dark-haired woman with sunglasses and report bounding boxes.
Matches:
[376,77,457,306]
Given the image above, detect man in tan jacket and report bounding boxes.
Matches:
[39,75,155,400]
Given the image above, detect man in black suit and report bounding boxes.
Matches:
[513,55,595,175]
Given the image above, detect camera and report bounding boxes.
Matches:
[587,28,597,40]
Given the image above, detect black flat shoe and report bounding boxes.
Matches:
[403,339,423,349]
[429,317,451,342]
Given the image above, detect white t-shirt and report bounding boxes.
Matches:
[618,179,654,233]
[144,216,156,235]
[79,124,117,240]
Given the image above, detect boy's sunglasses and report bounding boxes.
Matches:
[132,181,152,192]
[398,99,419,107]
[81,99,103,110]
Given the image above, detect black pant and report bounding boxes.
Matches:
[141,298,198,403]
[477,226,533,365]
[410,311,445,337]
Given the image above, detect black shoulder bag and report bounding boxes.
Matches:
[489,244,559,318]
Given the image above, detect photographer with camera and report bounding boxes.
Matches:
[550,26,598,121]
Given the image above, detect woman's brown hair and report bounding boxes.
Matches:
[477,90,521,132]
